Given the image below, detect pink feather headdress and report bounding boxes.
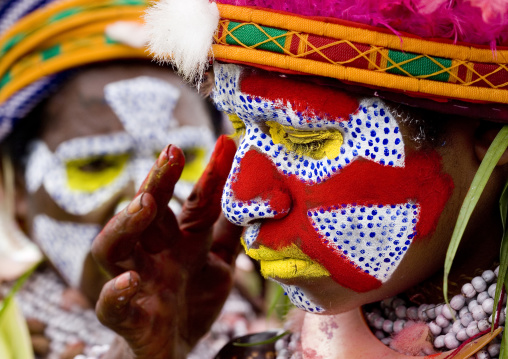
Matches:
[214,0,508,48]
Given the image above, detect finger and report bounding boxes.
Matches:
[95,271,143,330]
[179,135,236,232]
[210,214,243,266]
[138,145,185,253]
[92,193,157,276]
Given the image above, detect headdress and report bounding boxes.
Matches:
[0,0,152,141]
[146,0,508,121]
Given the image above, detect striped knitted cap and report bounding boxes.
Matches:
[0,0,152,142]
[146,0,508,121]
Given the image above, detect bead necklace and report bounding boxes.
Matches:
[274,266,506,359]
[364,266,506,359]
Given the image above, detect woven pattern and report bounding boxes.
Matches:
[213,5,508,104]
[0,0,150,104]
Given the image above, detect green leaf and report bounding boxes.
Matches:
[0,263,38,318]
[443,125,508,306]
[232,330,291,347]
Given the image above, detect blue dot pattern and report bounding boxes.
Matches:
[278,282,324,313]
[214,63,406,234]
[308,203,419,281]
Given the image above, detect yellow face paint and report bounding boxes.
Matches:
[180,147,207,182]
[65,153,130,192]
[241,239,330,279]
[227,114,246,138]
[266,121,343,160]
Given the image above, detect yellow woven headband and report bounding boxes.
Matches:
[0,0,152,104]
[212,4,508,105]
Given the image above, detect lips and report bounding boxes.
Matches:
[231,149,453,293]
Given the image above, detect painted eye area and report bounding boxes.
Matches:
[65,153,130,192]
[266,121,343,160]
[180,147,207,182]
[228,114,246,138]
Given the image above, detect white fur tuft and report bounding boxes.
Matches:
[144,0,219,84]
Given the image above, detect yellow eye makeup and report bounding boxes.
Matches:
[227,114,246,138]
[65,153,130,192]
[180,147,207,182]
[266,121,343,160]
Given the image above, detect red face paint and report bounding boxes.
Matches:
[231,150,454,293]
[240,71,359,121]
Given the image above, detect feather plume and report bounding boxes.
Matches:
[144,0,220,84]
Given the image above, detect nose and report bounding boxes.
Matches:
[221,149,292,226]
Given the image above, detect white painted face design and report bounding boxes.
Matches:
[25,76,215,215]
[33,214,101,288]
[213,63,452,313]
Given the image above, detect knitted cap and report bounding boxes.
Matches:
[0,0,152,142]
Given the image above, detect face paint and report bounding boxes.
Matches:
[33,214,101,288]
[25,76,215,215]
[213,64,454,309]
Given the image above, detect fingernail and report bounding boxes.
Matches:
[114,272,131,290]
[157,145,170,167]
[127,194,143,214]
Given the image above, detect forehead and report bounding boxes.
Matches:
[39,63,211,151]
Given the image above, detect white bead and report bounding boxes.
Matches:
[472,306,487,321]
[435,304,443,317]
[429,321,442,336]
[488,283,497,299]
[395,305,407,319]
[466,321,479,337]
[393,320,405,334]
[426,306,437,320]
[459,306,470,317]
[367,312,380,325]
[452,320,463,333]
[461,312,474,327]
[494,266,499,277]
[444,332,460,349]
[442,324,452,334]
[477,291,489,305]
[469,300,479,312]
[434,335,446,348]
[476,349,491,359]
[374,317,384,329]
[482,270,495,284]
[456,328,468,342]
[374,330,385,339]
[462,283,477,298]
[450,295,466,311]
[436,314,450,328]
[382,297,394,308]
[482,298,494,315]
[477,319,490,331]
[442,305,456,320]
[487,343,500,357]
[406,307,419,320]
[381,338,392,345]
[382,320,393,333]
[472,277,487,293]
[391,298,405,309]
[418,305,429,321]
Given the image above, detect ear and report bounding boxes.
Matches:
[474,122,508,166]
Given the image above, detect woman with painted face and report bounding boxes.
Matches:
[92,0,508,358]
[0,0,260,358]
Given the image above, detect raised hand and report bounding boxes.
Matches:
[92,136,242,359]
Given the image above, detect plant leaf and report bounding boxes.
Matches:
[443,126,508,306]
[0,263,38,319]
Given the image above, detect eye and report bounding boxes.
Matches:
[266,121,343,160]
[227,114,246,138]
[65,153,130,192]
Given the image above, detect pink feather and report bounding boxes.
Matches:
[214,0,508,47]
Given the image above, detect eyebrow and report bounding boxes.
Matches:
[54,132,134,161]
[239,71,360,122]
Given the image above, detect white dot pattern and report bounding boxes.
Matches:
[278,282,323,313]
[308,203,419,281]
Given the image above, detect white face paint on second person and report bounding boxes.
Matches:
[18,63,215,295]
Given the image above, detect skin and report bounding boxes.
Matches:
[15,62,213,303]
[92,71,508,358]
